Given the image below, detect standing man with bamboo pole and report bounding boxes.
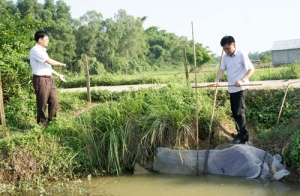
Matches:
[213,36,255,144]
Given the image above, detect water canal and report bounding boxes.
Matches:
[27,173,300,196]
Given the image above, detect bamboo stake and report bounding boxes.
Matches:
[276,81,300,125]
[191,22,199,176]
[0,75,7,138]
[84,54,91,103]
[203,49,224,175]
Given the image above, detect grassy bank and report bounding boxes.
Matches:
[1,82,300,194]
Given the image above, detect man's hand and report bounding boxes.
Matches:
[207,83,218,87]
[207,79,220,87]
[58,74,67,82]
[235,80,244,87]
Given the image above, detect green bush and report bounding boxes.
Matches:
[0,127,81,193]
[5,91,36,129]
[285,129,300,172]
[247,89,300,128]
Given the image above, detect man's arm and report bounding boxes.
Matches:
[206,69,225,86]
[45,58,66,66]
[235,69,255,87]
[214,69,225,84]
[52,70,67,82]
[241,69,255,81]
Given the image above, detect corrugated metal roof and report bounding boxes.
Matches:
[271,39,300,51]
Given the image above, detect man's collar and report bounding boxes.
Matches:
[35,43,47,51]
[228,48,237,57]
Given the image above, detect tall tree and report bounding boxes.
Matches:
[186,42,213,68]
[16,0,42,19]
[43,0,76,68]
[145,27,185,67]
[99,9,148,73]
[114,9,147,60]
[41,0,56,22]
[75,10,104,58]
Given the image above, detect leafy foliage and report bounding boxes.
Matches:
[186,42,213,68]
[285,130,300,172]
[0,1,44,102]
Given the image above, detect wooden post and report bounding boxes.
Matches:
[84,54,91,103]
[191,22,199,176]
[182,47,189,85]
[0,75,7,138]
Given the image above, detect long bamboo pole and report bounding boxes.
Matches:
[193,83,262,88]
[191,22,199,176]
[203,49,224,175]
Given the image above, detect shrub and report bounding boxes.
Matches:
[285,129,300,172]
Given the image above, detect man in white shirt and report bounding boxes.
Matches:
[214,36,255,144]
[30,30,67,127]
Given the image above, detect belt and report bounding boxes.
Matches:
[33,75,51,78]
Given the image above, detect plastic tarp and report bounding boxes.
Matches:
[153,145,290,180]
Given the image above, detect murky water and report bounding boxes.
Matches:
[29,173,300,196]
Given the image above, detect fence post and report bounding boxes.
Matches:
[84,54,91,102]
[0,75,7,138]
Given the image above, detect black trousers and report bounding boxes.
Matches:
[229,89,248,136]
[32,75,58,126]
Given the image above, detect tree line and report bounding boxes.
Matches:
[6,0,214,74]
[0,0,215,102]
[0,0,271,102]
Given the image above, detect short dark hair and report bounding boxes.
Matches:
[34,30,49,42]
[220,36,235,47]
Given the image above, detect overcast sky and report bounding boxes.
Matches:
[36,0,300,55]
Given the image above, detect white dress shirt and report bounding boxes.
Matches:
[30,44,53,76]
[220,49,254,93]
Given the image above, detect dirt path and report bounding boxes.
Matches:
[59,79,300,93]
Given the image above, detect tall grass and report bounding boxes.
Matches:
[68,84,226,175]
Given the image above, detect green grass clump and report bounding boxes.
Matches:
[285,129,300,172]
[0,127,81,194]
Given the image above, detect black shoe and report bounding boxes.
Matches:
[231,133,248,144]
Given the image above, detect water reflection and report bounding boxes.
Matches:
[27,174,300,196]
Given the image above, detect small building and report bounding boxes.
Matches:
[270,39,300,65]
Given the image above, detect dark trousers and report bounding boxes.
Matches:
[32,75,58,126]
[229,89,248,136]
